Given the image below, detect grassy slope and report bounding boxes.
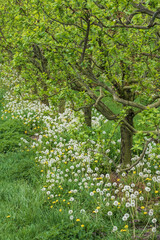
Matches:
[0,91,60,240]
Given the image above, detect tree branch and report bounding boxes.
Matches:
[93,20,159,30]
[80,18,90,63]
[113,94,160,110]
[148,8,160,27]
[93,1,106,10]
[93,4,160,30]
[141,52,160,59]
[71,65,117,120]
[147,98,160,108]
[132,3,160,19]
[120,138,155,172]
[75,63,160,111]
[122,117,159,136]
[70,100,93,111]
[94,87,105,107]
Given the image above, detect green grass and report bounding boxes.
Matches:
[0,90,159,240]
[0,124,57,239]
[0,91,57,240]
[0,152,112,240]
[0,91,111,240]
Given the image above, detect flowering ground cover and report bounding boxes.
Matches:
[0,88,160,240]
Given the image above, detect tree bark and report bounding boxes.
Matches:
[83,106,92,127]
[59,98,66,113]
[120,109,134,165]
[40,81,49,106]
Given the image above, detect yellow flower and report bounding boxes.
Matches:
[133,171,136,174]
[124,225,128,229]
[50,205,53,208]
[6,215,11,218]
[96,207,100,209]
[41,170,43,172]
[141,206,145,209]
[155,190,158,194]
[76,219,80,222]
[144,212,147,214]
[120,229,126,232]
[59,209,62,212]
[63,199,66,202]
[81,225,85,227]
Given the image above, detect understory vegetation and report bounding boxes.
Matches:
[0,88,159,240]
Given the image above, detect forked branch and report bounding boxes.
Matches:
[94,87,105,107]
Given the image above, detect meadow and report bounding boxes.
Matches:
[0,88,160,240]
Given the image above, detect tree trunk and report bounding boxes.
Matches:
[59,98,66,113]
[120,109,134,165]
[41,82,49,106]
[41,95,49,106]
[83,106,92,127]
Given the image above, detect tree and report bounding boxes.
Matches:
[1,0,160,165]
[33,0,159,165]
